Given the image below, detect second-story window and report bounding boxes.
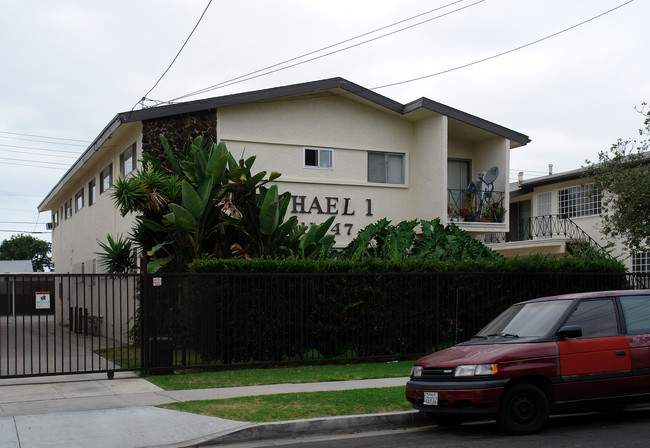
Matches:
[88,178,96,206]
[64,199,73,219]
[558,183,601,218]
[75,189,84,212]
[120,143,136,175]
[368,152,404,184]
[100,164,112,194]
[304,147,333,169]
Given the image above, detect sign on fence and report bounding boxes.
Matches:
[35,291,51,310]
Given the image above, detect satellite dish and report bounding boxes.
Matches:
[482,166,499,185]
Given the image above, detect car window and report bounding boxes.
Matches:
[620,295,650,334]
[476,300,573,338]
[564,299,618,338]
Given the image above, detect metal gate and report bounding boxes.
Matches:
[0,274,140,379]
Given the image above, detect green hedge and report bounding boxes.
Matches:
[188,253,626,274]
[145,255,630,367]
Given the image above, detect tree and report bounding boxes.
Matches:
[0,234,52,271]
[586,103,650,255]
[107,135,335,272]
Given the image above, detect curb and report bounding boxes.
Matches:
[194,410,431,446]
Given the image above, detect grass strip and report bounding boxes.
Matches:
[159,386,411,422]
[147,361,413,390]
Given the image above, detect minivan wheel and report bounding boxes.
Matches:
[498,383,549,435]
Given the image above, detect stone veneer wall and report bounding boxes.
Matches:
[141,110,217,167]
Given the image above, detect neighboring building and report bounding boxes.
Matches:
[0,260,34,273]
[38,77,530,273]
[486,165,645,273]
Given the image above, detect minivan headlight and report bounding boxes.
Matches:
[411,365,423,378]
[454,363,498,377]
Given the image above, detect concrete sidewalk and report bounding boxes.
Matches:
[0,373,416,447]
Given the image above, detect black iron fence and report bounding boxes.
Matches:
[0,274,139,378]
[1,271,648,378]
[141,271,643,372]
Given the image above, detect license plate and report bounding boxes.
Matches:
[423,391,439,406]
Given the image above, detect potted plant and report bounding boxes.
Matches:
[461,203,476,222]
[491,206,507,223]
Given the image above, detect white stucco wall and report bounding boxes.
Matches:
[43,92,515,268]
[509,177,633,270]
[49,124,141,273]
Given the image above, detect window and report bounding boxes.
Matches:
[88,178,96,206]
[564,299,618,338]
[368,152,404,184]
[620,295,650,334]
[558,184,601,218]
[100,164,112,194]
[64,199,73,219]
[52,210,59,228]
[74,189,84,212]
[120,143,136,175]
[303,147,332,169]
[633,252,650,273]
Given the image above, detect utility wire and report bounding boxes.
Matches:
[0,229,51,234]
[0,135,87,147]
[134,0,213,109]
[0,145,79,158]
[0,161,67,170]
[372,0,635,91]
[168,0,633,106]
[169,0,472,102]
[0,156,70,166]
[0,131,90,144]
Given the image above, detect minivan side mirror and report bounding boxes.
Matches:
[556,325,582,340]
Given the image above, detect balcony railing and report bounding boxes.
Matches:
[481,214,610,258]
[447,189,506,223]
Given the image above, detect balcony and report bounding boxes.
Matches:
[447,189,506,224]
[481,214,610,259]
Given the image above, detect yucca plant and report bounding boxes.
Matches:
[96,234,135,274]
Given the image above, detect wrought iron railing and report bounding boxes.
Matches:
[447,189,506,223]
[482,214,609,258]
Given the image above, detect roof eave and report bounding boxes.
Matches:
[37,114,124,212]
[404,98,530,146]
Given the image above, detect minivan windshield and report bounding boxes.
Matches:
[475,300,573,338]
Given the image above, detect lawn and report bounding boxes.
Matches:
[159,386,412,422]
[146,360,413,390]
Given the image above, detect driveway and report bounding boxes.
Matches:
[1,315,120,377]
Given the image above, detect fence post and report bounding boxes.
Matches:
[299,275,304,360]
[140,271,149,372]
[435,273,439,352]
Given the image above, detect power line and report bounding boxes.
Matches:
[0,221,48,225]
[0,229,51,234]
[169,0,481,103]
[0,135,87,147]
[0,145,79,158]
[373,0,635,91]
[0,156,70,166]
[0,192,45,197]
[0,161,68,170]
[136,0,213,109]
[168,0,470,103]
[169,0,633,107]
[0,131,90,144]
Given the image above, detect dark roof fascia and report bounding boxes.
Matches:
[37,114,125,211]
[403,98,530,146]
[120,77,404,123]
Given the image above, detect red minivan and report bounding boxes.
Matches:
[406,290,650,434]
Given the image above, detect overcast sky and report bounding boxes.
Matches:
[1,0,648,242]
